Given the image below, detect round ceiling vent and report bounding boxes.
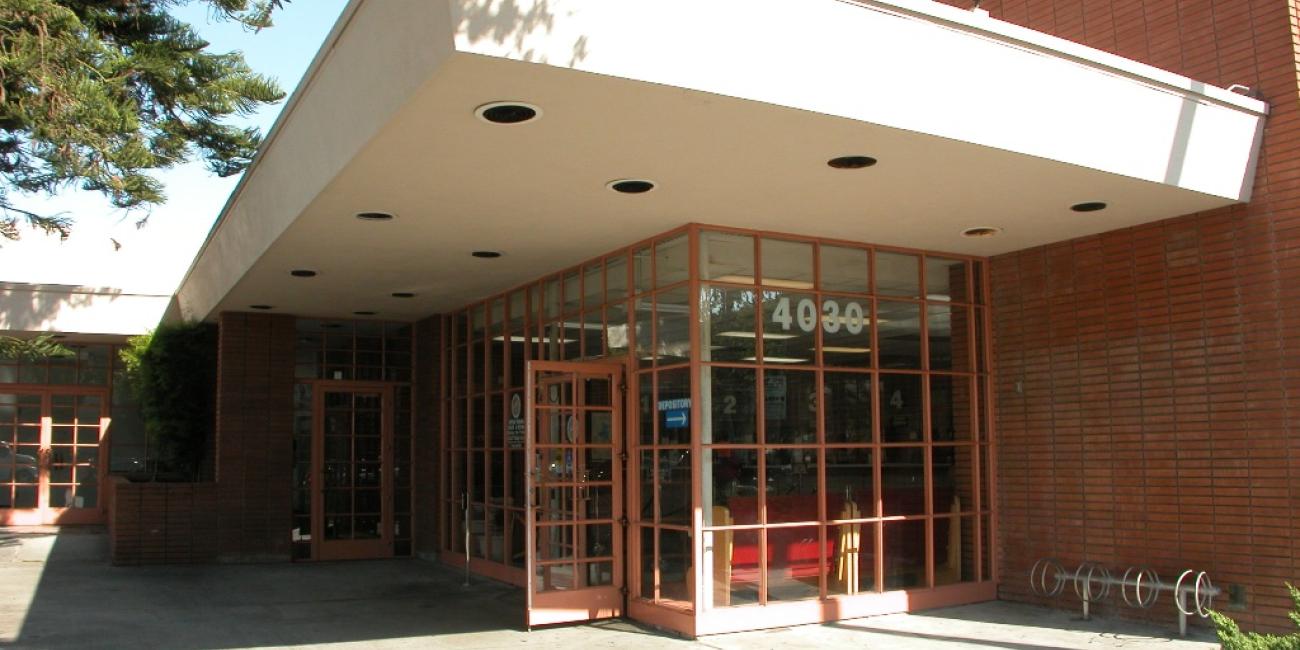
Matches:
[607,179,656,194]
[961,227,1002,238]
[827,155,878,169]
[475,102,542,125]
[355,211,395,222]
[1070,201,1108,212]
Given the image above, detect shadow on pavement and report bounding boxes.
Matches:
[4,527,545,649]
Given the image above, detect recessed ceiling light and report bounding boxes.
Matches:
[391,292,415,298]
[475,101,541,124]
[290,269,317,278]
[961,227,1002,238]
[249,305,274,310]
[607,179,656,194]
[472,251,503,259]
[827,155,878,169]
[1071,201,1107,212]
[356,211,395,222]
[353,311,377,316]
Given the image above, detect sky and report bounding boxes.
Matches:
[0,0,350,295]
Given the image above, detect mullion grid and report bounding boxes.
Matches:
[700,228,988,606]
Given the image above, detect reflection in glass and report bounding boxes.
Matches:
[760,291,816,364]
[876,251,920,297]
[764,448,819,522]
[705,367,757,444]
[824,372,873,443]
[641,526,656,599]
[633,247,653,295]
[583,262,603,311]
[934,516,976,585]
[820,245,870,294]
[639,374,654,446]
[926,257,968,302]
[879,373,922,443]
[700,231,754,282]
[605,302,630,357]
[656,235,689,288]
[659,529,692,601]
[766,526,822,602]
[882,447,926,516]
[634,298,653,368]
[877,300,921,369]
[821,296,873,367]
[830,520,877,595]
[607,255,629,302]
[931,375,972,441]
[700,285,758,362]
[705,448,759,525]
[932,445,974,514]
[763,370,817,444]
[884,519,928,590]
[655,288,691,365]
[761,239,813,288]
[927,303,952,370]
[712,529,760,606]
[658,450,691,525]
[825,448,873,518]
[581,310,603,359]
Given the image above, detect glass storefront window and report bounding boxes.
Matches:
[820,245,870,294]
[443,224,991,617]
[700,231,754,282]
[875,251,920,298]
[700,285,757,363]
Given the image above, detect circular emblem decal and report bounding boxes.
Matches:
[565,415,576,442]
[510,393,522,419]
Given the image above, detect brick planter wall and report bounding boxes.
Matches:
[107,476,218,565]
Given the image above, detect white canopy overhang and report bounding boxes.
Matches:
[174,0,1267,321]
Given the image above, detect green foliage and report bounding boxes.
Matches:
[0,0,288,240]
[1212,584,1300,650]
[120,321,216,480]
[0,333,72,359]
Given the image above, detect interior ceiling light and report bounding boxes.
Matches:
[822,346,873,354]
[1071,201,1108,212]
[472,251,503,259]
[353,311,377,316]
[249,305,274,310]
[391,292,416,298]
[290,269,317,277]
[607,179,656,194]
[827,155,878,169]
[961,227,1002,238]
[741,356,809,364]
[355,211,395,222]
[717,331,797,341]
[475,101,541,125]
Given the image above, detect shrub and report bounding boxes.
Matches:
[1212,583,1300,650]
[119,322,217,480]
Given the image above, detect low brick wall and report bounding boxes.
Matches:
[107,476,219,565]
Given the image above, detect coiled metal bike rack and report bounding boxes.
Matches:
[1030,558,1220,636]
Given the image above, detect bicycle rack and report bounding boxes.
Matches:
[1029,558,1220,637]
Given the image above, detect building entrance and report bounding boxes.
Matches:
[0,390,107,525]
[525,361,625,628]
[312,384,395,560]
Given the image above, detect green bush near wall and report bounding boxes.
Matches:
[119,322,217,481]
[1212,584,1300,650]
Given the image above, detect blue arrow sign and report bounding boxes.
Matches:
[664,409,689,429]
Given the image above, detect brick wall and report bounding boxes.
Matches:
[931,0,1300,634]
[413,315,443,558]
[214,312,297,562]
[107,476,218,565]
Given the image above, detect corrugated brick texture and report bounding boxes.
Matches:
[929,0,1300,633]
[214,311,297,562]
[107,476,218,565]
[413,315,443,558]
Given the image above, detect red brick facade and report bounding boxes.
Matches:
[935,0,1300,633]
[213,312,297,562]
[413,315,443,558]
[107,477,218,565]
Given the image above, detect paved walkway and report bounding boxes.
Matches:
[0,527,1218,649]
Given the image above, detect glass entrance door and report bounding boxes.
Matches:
[525,361,624,628]
[0,391,106,525]
[314,386,392,560]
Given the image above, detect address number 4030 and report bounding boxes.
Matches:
[770,297,867,334]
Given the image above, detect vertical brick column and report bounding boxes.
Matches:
[215,311,296,562]
[413,315,443,559]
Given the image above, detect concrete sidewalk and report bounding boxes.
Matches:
[0,527,1219,649]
